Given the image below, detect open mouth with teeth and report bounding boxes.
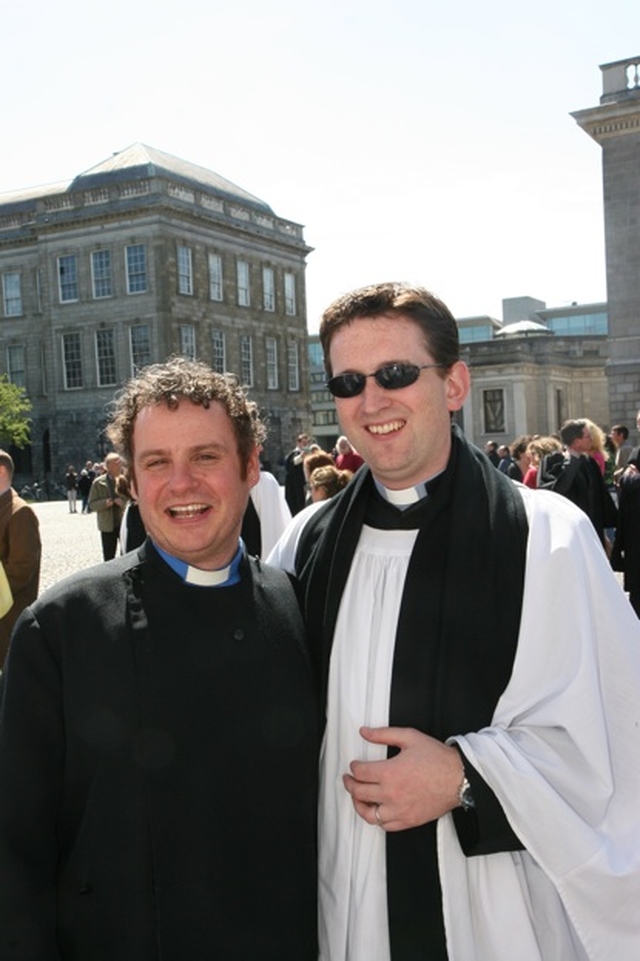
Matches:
[367,420,405,435]
[167,504,210,518]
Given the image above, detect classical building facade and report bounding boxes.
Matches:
[0,144,312,484]
[572,55,640,428]
[458,298,611,446]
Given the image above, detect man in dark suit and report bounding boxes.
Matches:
[284,432,312,515]
[538,418,617,548]
[0,358,317,960]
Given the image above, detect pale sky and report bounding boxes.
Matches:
[2,0,639,330]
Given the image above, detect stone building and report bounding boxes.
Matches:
[459,298,611,447]
[0,144,312,485]
[572,55,640,428]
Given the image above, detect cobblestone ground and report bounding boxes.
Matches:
[31,499,105,594]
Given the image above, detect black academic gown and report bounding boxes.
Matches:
[0,543,318,961]
[295,427,529,960]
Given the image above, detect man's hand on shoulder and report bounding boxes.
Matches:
[342,726,464,831]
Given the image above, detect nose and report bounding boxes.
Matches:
[168,460,198,491]
[358,375,393,412]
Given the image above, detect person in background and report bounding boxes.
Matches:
[0,357,317,960]
[611,453,640,617]
[538,419,617,549]
[0,450,41,669]
[611,423,633,484]
[334,436,364,473]
[65,464,78,513]
[308,465,353,503]
[506,435,531,483]
[496,444,512,474]
[88,452,127,560]
[284,432,312,515]
[77,461,95,514]
[269,281,640,961]
[583,417,609,476]
[522,435,562,489]
[484,440,500,466]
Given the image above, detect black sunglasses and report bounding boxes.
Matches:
[327,362,444,398]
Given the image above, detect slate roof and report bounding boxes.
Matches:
[0,143,274,213]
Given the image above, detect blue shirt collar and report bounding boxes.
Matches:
[153,540,243,586]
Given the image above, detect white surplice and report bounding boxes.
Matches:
[319,526,417,961]
[439,486,640,961]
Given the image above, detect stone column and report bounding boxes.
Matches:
[572,57,640,434]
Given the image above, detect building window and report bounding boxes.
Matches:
[2,272,22,316]
[6,345,26,389]
[177,244,193,296]
[91,250,112,299]
[130,324,151,374]
[287,340,300,391]
[125,244,147,294]
[483,388,505,433]
[236,260,250,307]
[95,329,117,387]
[555,388,564,430]
[315,409,339,426]
[211,329,226,373]
[180,324,196,360]
[209,253,223,301]
[35,268,42,313]
[284,272,296,315]
[240,334,253,386]
[62,332,83,389]
[58,255,79,303]
[266,336,278,389]
[262,267,275,311]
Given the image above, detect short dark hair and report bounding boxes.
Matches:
[107,357,266,474]
[319,282,460,377]
[560,419,588,448]
[612,424,629,441]
[510,435,532,459]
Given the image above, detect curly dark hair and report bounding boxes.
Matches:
[106,357,267,472]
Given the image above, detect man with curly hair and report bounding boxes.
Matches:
[0,357,317,960]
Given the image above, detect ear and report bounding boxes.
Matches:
[445,361,471,412]
[129,471,138,502]
[246,447,261,489]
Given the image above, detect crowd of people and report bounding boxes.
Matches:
[484,412,640,613]
[0,281,639,960]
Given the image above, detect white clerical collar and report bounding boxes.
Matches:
[374,471,444,509]
[153,541,243,586]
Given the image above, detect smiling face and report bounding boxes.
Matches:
[130,399,259,570]
[328,314,470,489]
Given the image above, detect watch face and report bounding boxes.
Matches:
[458,777,475,811]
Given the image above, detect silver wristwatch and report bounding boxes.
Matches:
[457,774,475,811]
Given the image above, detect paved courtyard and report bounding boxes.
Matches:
[32,499,105,594]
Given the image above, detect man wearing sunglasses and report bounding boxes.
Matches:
[269,282,640,960]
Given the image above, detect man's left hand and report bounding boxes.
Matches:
[343,726,464,831]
